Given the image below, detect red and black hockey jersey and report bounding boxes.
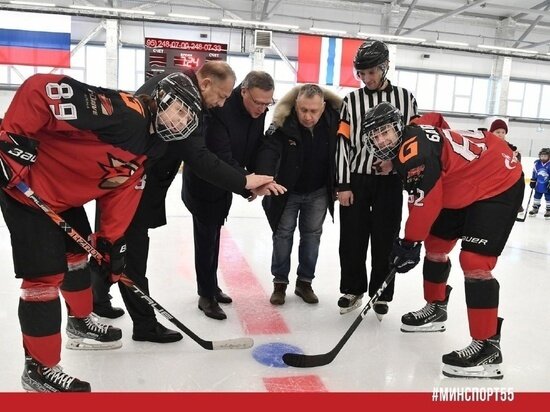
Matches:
[392,118,523,243]
[1,74,165,242]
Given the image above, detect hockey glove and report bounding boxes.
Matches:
[390,239,421,273]
[0,131,38,188]
[530,180,536,189]
[89,234,127,283]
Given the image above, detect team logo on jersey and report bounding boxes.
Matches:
[405,164,425,191]
[98,94,114,116]
[98,154,139,189]
[399,136,418,163]
[502,153,517,170]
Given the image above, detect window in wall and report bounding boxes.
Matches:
[470,78,489,114]
[523,83,541,118]
[0,65,8,83]
[396,70,418,97]
[435,74,455,112]
[8,65,35,85]
[454,76,473,112]
[416,72,436,111]
[540,85,550,119]
[85,46,106,87]
[228,55,252,85]
[119,48,137,92]
[274,59,296,83]
[506,81,524,117]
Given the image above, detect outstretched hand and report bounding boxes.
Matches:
[245,173,274,190]
[251,181,287,196]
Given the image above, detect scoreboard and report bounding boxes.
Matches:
[144,37,228,79]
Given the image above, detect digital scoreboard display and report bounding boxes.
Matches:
[144,37,228,79]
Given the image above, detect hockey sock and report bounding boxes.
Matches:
[20,274,63,367]
[60,253,92,317]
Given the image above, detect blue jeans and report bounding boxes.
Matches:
[272,187,329,284]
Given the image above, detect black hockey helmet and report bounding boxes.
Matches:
[353,40,389,70]
[361,102,405,160]
[539,148,550,157]
[153,72,202,141]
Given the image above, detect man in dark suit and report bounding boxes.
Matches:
[182,71,276,320]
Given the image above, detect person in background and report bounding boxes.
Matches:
[182,70,284,320]
[256,84,340,305]
[336,40,418,318]
[362,102,523,379]
[528,148,550,219]
[489,119,521,162]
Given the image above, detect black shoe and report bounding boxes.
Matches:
[294,280,319,304]
[92,305,125,319]
[198,297,227,320]
[215,289,233,304]
[132,322,183,343]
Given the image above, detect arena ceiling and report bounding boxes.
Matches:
[2,1,550,52]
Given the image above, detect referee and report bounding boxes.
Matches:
[335,40,418,317]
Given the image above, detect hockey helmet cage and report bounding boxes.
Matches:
[153,72,202,142]
[362,102,405,161]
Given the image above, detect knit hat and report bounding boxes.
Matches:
[489,119,508,134]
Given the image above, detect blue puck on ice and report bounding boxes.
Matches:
[252,342,303,368]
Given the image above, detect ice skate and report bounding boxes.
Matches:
[401,286,452,332]
[21,356,91,392]
[373,301,389,321]
[442,318,504,380]
[66,314,122,350]
[338,293,363,314]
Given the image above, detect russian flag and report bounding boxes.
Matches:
[0,11,71,68]
[297,35,365,88]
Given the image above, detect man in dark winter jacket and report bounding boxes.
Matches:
[182,71,284,320]
[256,84,340,305]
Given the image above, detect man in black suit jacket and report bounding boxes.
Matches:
[182,71,276,320]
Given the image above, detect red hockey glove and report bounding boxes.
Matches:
[390,239,422,273]
[0,131,38,188]
[89,234,127,283]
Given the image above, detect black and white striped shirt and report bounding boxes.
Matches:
[336,80,418,188]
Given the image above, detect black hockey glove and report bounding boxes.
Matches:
[0,131,38,188]
[530,180,536,189]
[89,234,127,283]
[390,239,421,273]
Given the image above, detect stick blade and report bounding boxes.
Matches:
[211,337,254,350]
[282,352,334,368]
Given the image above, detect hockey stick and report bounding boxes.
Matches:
[515,187,534,223]
[15,181,253,351]
[282,267,397,368]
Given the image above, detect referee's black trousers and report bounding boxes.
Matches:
[339,173,403,301]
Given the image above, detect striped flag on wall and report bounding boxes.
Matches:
[297,35,364,88]
[0,11,71,68]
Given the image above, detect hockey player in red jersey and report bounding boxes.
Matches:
[361,102,524,379]
[0,72,207,392]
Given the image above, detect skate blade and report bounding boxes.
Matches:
[66,338,122,350]
[401,322,446,333]
[442,364,503,380]
[375,312,385,322]
[339,299,362,315]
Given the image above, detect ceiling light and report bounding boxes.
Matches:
[477,44,538,54]
[309,27,347,35]
[168,13,210,21]
[10,1,56,6]
[358,32,426,43]
[221,18,298,29]
[69,5,155,15]
[436,39,469,47]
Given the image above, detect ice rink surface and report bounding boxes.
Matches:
[0,166,548,394]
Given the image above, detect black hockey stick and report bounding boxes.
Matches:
[282,267,397,368]
[15,181,253,351]
[516,187,534,222]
